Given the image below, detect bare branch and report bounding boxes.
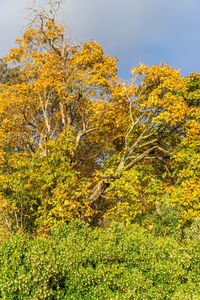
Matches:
[38,91,51,134]
[124,146,157,171]
[22,107,37,128]
[136,138,159,150]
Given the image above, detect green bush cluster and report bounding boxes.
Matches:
[0,221,200,299]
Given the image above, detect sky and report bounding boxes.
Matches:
[0,0,200,79]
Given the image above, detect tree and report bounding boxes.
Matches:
[167,73,200,230]
[88,64,194,219]
[0,1,199,232]
[0,0,124,231]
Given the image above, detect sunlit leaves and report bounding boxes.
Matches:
[0,13,199,233]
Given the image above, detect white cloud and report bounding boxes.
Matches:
[0,0,29,56]
[1,0,200,77]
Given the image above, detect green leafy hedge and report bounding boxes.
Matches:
[0,221,200,299]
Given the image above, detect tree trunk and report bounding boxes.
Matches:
[89,180,109,207]
[88,180,110,225]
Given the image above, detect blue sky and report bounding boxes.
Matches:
[0,0,200,79]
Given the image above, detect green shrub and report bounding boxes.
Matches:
[0,221,200,299]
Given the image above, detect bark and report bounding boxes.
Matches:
[89,180,109,206]
[89,180,110,225]
[88,145,170,224]
[60,102,66,127]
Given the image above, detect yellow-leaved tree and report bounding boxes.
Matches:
[0,1,199,234]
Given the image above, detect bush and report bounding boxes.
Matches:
[0,221,200,299]
[142,203,181,239]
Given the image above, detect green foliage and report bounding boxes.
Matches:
[104,164,163,224]
[168,133,200,226]
[141,202,181,238]
[0,1,199,239]
[185,217,200,240]
[0,131,92,233]
[1,221,200,299]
